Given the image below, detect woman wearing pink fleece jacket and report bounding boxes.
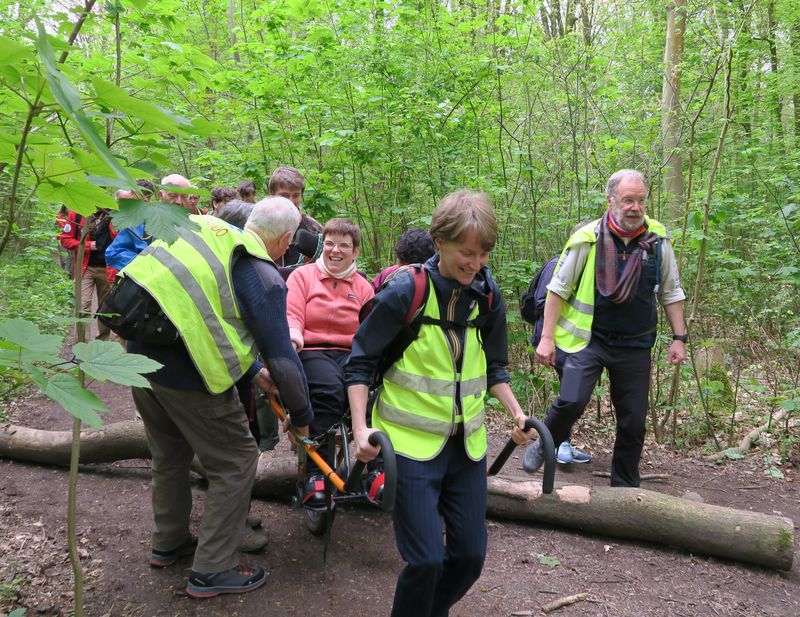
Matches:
[286,218,374,507]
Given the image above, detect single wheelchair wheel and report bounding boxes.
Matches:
[303,505,336,536]
[301,422,348,536]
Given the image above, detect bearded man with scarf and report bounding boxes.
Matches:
[523,169,687,487]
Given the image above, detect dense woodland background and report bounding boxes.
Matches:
[0,0,797,463]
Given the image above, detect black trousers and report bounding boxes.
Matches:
[391,437,487,617]
[300,349,349,472]
[544,339,651,487]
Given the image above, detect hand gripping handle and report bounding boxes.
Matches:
[487,417,556,494]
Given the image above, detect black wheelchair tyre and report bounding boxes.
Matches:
[301,423,348,535]
[302,506,336,536]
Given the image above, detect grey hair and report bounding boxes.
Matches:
[216,199,254,229]
[605,169,646,199]
[245,196,300,242]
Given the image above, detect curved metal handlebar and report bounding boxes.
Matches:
[487,417,556,494]
[343,431,397,512]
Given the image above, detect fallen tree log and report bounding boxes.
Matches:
[487,477,794,571]
[0,422,794,570]
[0,420,150,465]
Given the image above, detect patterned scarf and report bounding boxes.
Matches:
[595,211,659,304]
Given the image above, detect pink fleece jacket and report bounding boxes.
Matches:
[286,262,375,351]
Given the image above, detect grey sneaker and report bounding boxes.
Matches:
[186,564,267,598]
[522,439,544,472]
[238,526,268,553]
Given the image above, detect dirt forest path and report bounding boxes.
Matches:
[1,378,799,617]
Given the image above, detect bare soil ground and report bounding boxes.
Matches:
[1,379,798,617]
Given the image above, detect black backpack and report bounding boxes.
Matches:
[519,262,550,326]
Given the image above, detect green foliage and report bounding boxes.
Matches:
[0,251,72,335]
[0,318,161,428]
[0,0,796,459]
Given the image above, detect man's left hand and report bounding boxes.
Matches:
[668,340,686,365]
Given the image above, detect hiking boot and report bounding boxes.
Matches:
[245,514,262,529]
[569,444,592,464]
[301,474,328,510]
[185,564,267,598]
[149,536,197,568]
[557,441,574,464]
[238,526,269,553]
[522,439,544,473]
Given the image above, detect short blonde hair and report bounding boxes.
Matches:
[429,190,497,250]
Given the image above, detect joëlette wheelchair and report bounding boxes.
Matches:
[268,396,556,555]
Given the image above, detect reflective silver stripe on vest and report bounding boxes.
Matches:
[464,409,486,436]
[557,316,592,341]
[461,375,487,398]
[147,246,249,382]
[384,366,487,399]
[378,399,453,436]
[569,295,594,315]
[176,228,238,319]
[377,400,486,437]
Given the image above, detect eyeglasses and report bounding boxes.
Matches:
[323,240,353,251]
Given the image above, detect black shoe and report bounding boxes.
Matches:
[302,474,328,510]
[185,564,267,598]
[149,536,197,568]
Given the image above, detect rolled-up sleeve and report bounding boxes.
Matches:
[657,238,686,306]
[546,243,590,300]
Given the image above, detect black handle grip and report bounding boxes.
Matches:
[369,431,396,512]
[343,431,398,512]
[487,417,556,494]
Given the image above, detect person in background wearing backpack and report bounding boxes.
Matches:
[345,190,536,617]
[371,227,436,291]
[523,170,687,487]
[520,229,591,465]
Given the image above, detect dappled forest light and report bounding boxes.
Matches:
[0,0,798,452]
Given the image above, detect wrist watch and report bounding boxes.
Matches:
[672,334,688,342]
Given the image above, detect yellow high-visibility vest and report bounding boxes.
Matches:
[553,216,667,353]
[122,215,273,393]
[374,276,488,461]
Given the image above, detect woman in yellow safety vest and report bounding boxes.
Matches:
[345,190,535,617]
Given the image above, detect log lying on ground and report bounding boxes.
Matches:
[487,477,795,571]
[0,422,794,570]
[0,421,150,465]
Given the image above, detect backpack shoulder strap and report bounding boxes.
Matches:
[405,264,429,325]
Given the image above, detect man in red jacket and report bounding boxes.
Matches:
[59,207,117,340]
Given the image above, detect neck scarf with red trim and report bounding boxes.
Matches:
[595,211,659,304]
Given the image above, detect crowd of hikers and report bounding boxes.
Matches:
[55,167,686,614]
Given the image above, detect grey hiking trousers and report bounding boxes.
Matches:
[133,382,258,573]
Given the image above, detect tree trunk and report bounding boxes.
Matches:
[661,0,686,221]
[767,0,783,139]
[0,422,794,571]
[487,477,794,571]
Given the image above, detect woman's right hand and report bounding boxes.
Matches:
[354,426,381,462]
